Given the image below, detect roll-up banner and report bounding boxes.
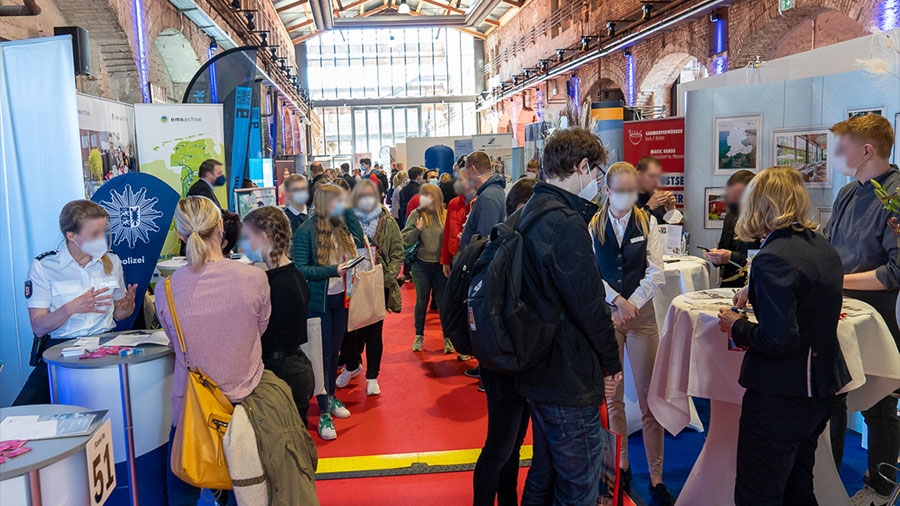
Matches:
[590,101,624,169]
[0,36,85,404]
[90,173,179,330]
[229,86,253,207]
[623,117,686,207]
[76,94,137,198]
[134,104,225,257]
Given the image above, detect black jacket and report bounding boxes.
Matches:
[309,174,328,201]
[342,174,356,190]
[515,183,622,407]
[398,180,420,228]
[637,191,666,224]
[716,211,762,287]
[187,179,221,208]
[731,228,850,398]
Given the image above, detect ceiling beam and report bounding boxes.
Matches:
[276,0,309,13]
[285,18,315,31]
[292,30,322,43]
[360,3,393,16]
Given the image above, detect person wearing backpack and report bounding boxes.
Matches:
[590,162,674,506]
[515,127,623,505]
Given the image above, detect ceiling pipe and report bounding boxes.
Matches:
[466,0,503,27]
[334,14,467,29]
[309,0,333,31]
[478,0,729,110]
[0,0,42,16]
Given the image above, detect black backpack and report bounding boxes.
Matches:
[466,200,565,373]
[440,235,489,356]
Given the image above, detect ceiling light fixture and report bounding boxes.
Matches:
[398,0,411,14]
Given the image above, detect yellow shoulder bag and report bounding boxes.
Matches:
[164,277,234,490]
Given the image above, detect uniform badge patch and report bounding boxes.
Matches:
[24,280,32,299]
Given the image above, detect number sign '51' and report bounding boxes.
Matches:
[86,419,116,506]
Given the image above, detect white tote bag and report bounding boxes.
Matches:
[347,237,386,332]
[300,317,326,396]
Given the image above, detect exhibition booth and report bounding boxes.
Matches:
[1,29,900,506]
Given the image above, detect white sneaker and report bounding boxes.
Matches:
[849,485,890,506]
[329,396,351,419]
[318,413,337,440]
[366,379,381,396]
[335,365,363,388]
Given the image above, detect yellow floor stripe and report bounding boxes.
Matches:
[317,445,534,475]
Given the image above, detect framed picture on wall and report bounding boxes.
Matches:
[714,115,761,175]
[847,107,884,119]
[817,207,833,227]
[770,127,832,189]
[705,187,727,229]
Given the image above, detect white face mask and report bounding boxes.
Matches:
[77,236,108,260]
[577,167,599,202]
[358,196,378,213]
[832,153,859,178]
[419,195,434,209]
[291,190,309,206]
[608,191,638,212]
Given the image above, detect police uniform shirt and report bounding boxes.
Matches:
[25,247,126,339]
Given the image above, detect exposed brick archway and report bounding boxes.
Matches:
[635,52,705,110]
[153,28,202,102]
[728,0,876,70]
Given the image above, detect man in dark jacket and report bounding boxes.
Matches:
[517,127,622,505]
[308,161,328,201]
[704,170,760,287]
[340,162,356,190]
[187,158,224,208]
[460,151,507,247]
[398,166,423,229]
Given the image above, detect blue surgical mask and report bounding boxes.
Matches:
[429,178,439,185]
[330,202,346,218]
[240,238,264,263]
[214,175,226,187]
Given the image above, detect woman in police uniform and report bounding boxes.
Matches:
[14,200,138,405]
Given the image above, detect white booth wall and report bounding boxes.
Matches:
[680,34,900,250]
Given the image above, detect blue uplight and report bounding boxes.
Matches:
[714,55,728,75]
[133,0,150,103]
[879,0,900,30]
[625,52,635,106]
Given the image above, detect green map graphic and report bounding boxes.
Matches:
[140,134,225,257]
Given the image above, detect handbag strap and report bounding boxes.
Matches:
[164,277,191,368]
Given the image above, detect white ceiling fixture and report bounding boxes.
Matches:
[398,0,411,14]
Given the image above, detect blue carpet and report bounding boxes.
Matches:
[627,398,869,505]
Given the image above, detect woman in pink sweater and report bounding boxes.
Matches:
[155,196,271,504]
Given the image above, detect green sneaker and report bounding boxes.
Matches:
[444,338,456,354]
[318,413,337,440]
[329,396,350,418]
[412,335,424,352]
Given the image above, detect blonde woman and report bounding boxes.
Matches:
[292,184,365,440]
[16,200,138,405]
[717,167,849,505]
[155,196,270,503]
[590,162,673,505]
[403,183,451,353]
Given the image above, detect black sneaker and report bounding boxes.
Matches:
[620,467,631,490]
[648,483,675,506]
[477,383,485,392]
[464,367,480,378]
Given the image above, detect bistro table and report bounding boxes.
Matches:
[0,405,106,506]
[647,289,900,506]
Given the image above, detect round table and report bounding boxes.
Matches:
[647,289,900,506]
[0,405,104,506]
[44,332,174,506]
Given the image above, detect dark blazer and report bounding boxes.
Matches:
[716,211,762,287]
[187,179,221,208]
[398,180,420,229]
[731,227,851,398]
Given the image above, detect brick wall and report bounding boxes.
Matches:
[482,0,877,127]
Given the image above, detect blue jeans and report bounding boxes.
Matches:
[311,293,349,413]
[166,426,235,506]
[410,260,446,335]
[522,402,605,506]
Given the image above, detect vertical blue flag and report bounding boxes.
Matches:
[229,86,252,209]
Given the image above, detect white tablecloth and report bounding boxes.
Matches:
[648,289,900,506]
[156,255,253,276]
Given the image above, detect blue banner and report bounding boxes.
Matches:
[248,105,263,184]
[91,173,179,330]
[229,86,252,209]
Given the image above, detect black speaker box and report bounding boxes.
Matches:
[53,26,91,76]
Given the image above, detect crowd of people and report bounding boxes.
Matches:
[12,113,900,506]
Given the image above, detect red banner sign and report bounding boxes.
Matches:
[623,117,685,206]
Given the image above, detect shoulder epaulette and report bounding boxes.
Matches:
[35,250,57,261]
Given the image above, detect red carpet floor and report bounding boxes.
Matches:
[311,282,532,458]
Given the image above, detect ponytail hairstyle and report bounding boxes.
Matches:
[242,206,293,264]
[312,185,357,266]
[59,200,113,274]
[174,196,223,271]
[590,162,650,244]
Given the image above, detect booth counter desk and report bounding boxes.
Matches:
[0,405,105,506]
[44,333,174,506]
